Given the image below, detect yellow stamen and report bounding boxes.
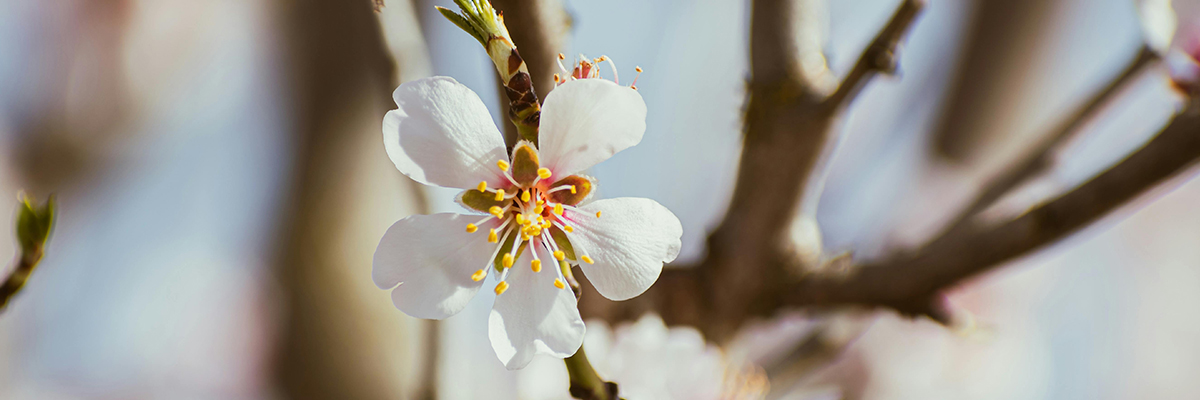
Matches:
[534,204,545,214]
[494,189,505,202]
[596,211,602,218]
[531,259,542,272]
[537,168,552,179]
[489,206,503,217]
[471,269,486,282]
[553,203,563,215]
[570,185,577,194]
[581,255,594,264]
[502,253,514,268]
[536,215,545,224]
[521,190,531,202]
[494,281,509,295]
[554,279,565,289]
[522,233,531,241]
[477,181,488,192]
[553,250,565,261]
[497,160,510,171]
[516,214,526,225]
[466,223,478,233]
[488,229,498,243]
[564,225,574,233]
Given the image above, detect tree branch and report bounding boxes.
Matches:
[580,0,926,340]
[935,45,1157,240]
[781,108,1200,321]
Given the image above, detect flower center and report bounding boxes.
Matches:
[462,159,601,295]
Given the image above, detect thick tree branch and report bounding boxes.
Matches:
[936,45,1157,240]
[781,108,1200,321]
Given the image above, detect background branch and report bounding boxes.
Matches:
[781,107,1200,321]
[935,45,1157,240]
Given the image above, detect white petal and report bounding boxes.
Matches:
[567,198,682,301]
[384,77,509,189]
[488,245,586,369]
[537,79,647,177]
[372,213,497,319]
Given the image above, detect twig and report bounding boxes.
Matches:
[823,0,925,109]
[935,45,1158,239]
[565,347,620,400]
[781,108,1200,321]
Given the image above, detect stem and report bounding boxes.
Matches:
[0,246,45,310]
[565,346,619,400]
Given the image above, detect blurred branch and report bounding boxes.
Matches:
[935,45,1157,240]
[272,0,424,398]
[782,107,1200,321]
[0,194,56,311]
[931,0,1063,160]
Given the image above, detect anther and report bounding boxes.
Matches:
[494,281,509,295]
[570,185,577,194]
[595,211,602,218]
[502,253,514,268]
[494,189,505,202]
[553,250,565,261]
[497,160,510,171]
[534,204,544,214]
[516,214,526,225]
[471,269,487,282]
[489,206,503,217]
[537,168,552,179]
[558,53,566,60]
[478,181,488,192]
[564,225,574,233]
[488,229,498,243]
[531,259,542,272]
[554,279,565,289]
[581,255,594,264]
[466,223,478,233]
[521,190,531,202]
[553,203,564,215]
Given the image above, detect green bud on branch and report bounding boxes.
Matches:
[1,193,56,311]
[437,0,542,144]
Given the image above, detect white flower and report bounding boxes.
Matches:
[373,67,683,369]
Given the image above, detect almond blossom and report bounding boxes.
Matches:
[372,61,682,369]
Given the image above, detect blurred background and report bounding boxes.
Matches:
[0,0,1197,399]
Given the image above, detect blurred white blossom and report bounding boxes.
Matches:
[519,314,768,400]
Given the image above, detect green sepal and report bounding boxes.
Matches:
[549,227,576,261]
